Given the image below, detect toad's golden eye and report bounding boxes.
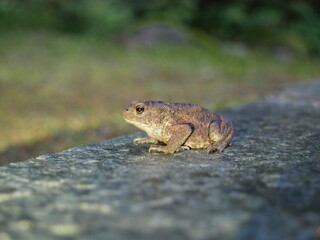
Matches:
[136,106,144,114]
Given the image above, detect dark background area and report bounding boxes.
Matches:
[1,0,320,55]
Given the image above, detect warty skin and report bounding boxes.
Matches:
[123,100,234,154]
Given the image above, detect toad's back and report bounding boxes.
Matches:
[156,101,221,124]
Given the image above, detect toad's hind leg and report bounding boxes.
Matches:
[207,119,234,153]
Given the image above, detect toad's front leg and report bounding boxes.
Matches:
[133,137,159,145]
[149,124,193,154]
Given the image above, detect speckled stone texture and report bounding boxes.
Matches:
[0,80,319,240]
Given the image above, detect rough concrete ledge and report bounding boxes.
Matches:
[0,80,320,240]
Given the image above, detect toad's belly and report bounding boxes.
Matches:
[185,138,211,149]
[147,124,212,149]
[184,128,212,149]
[146,127,171,143]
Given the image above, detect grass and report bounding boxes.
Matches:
[0,30,320,162]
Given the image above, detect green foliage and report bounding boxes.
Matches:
[0,0,319,55]
[194,0,320,55]
[287,2,320,55]
[131,0,197,23]
[57,0,133,35]
[0,0,133,35]
[0,0,57,30]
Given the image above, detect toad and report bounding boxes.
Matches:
[123,100,234,154]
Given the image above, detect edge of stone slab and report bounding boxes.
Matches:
[4,132,145,167]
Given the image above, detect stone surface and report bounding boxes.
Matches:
[0,80,320,240]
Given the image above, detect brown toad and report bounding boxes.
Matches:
[122,100,234,154]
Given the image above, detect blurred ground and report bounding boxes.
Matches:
[0,30,320,164]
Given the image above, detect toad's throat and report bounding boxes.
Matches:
[124,118,166,141]
[124,119,150,130]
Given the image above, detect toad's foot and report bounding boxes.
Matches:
[180,146,190,151]
[149,144,174,154]
[149,144,190,154]
[134,137,159,145]
[206,142,229,154]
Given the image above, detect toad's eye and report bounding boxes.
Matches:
[135,106,144,114]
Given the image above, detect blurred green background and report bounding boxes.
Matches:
[1,0,320,164]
